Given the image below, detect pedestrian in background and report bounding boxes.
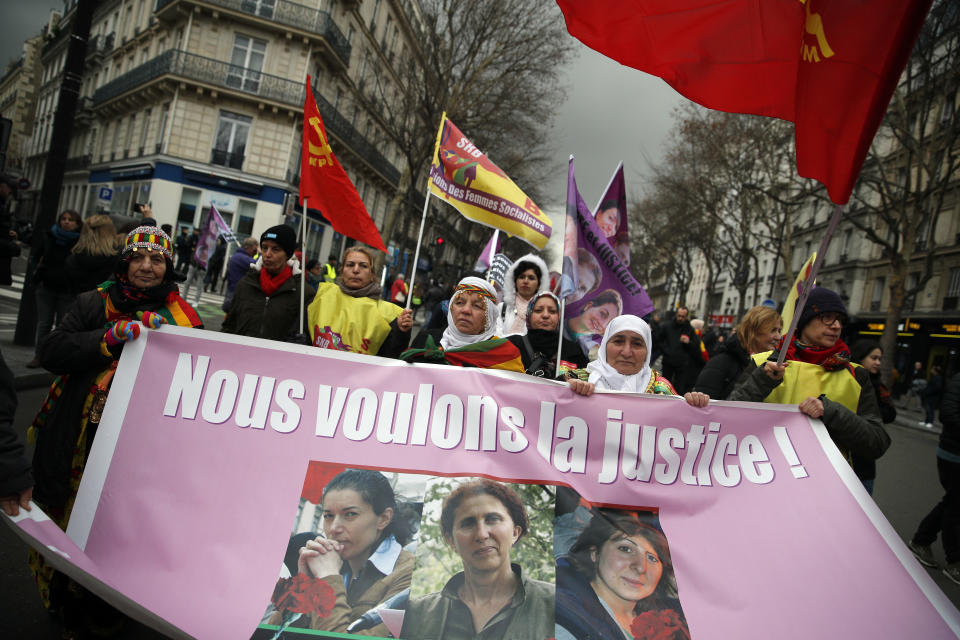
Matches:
[203,236,227,293]
[222,236,259,312]
[65,214,118,296]
[174,226,192,272]
[389,272,408,305]
[850,339,898,495]
[910,370,960,584]
[0,175,21,286]
[694,305,782,401]
[657,306,702,395]
[923,365,945,429]
[28,210,82,368]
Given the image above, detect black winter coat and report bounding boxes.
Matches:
[66,252,118,294]
[222,269,313,341]
[693,334,751,400]
[33,290,133,508]
[939,374,960,456]
[34,229,77,292]
[658,321,701,369]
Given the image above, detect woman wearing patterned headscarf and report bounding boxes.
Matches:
[400,277,524,371]
[28,225,203,634]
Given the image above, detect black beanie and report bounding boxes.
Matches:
[796,287,847,330]
[261,224,297,258]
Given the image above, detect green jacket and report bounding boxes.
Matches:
[401,564,554,640]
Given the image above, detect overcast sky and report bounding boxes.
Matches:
[0,1,683,253]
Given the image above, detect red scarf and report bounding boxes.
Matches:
[783,335,853,372]
[259,264,293,297]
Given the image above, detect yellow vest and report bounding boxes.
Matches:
[751,351,862,412]
[307,283,403,355]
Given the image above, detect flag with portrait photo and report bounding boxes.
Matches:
[564,157,653,355]
[428,115,552,249]
[593,162,630,266]
[299,75,386,251]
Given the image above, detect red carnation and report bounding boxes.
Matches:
[271,574,336,617]
[630,609,691,640]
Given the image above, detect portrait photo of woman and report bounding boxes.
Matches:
[554,488,690,640]
[257,465,427,638]
[401,478,556,640]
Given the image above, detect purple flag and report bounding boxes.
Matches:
[564,158,653,354]
[593,162,630,266]
[192,203,234,268]
[473,229,501,272]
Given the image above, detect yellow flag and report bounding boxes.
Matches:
[781,252,816,334]
[428,115,552,249]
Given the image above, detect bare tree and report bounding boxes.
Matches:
[840,1,960,384]
[356,0,573,261]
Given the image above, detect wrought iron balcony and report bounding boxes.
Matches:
[154,0,350,66]
[93,49,399,186]
[211,148,245,169]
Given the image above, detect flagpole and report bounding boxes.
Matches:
[299,198,308,336]
[406,191,432,311]
[592,161,623,214]
[776,203,844,365]
[555,298,567,379]
[406,111,447,312]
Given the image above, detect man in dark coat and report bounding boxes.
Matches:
[657,307,702,394]
[0,175,21,286]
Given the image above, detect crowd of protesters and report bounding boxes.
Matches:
[0,203,957,636]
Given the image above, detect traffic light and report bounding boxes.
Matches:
[435,236,444,246]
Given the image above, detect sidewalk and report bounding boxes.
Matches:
[893,400,944,436]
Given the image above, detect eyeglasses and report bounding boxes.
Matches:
[817,312,846,327]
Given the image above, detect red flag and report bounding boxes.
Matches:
[299,75,386,251]
[556,0,932,204]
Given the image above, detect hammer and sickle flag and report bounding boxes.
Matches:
[557,0,932,205]
[299,75,386,252]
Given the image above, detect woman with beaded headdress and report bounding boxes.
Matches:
[400,276,525,372]
[28,225,203,636]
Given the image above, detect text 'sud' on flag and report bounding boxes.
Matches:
[556,0,933,204]
[299,75,386,252]
[428,115,552,249]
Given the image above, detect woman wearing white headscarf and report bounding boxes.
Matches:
[568,315,709,407]
[497,253,550,337]
[400,277,525,372]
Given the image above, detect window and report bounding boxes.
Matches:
[871,277,884,312]
[178,188,201,228]
[139,108,151,155]
[240,0,275,18]
[945,268,960,311]
[156,103,169,153]
[123,114,136,158]
[212,111,251,169]
[226,34,266,93]
[237,200,257,238]
[905,272,919,311]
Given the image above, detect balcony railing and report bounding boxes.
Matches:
[211,148,245,169]
[155,0,350,66]
[93,50,399,185]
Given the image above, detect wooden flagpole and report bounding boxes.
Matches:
[776,203,844,365]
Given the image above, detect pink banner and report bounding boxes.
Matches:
[6,327,959,639]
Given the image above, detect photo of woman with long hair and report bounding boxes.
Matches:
[555,489,689,640]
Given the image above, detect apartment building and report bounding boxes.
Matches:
[22,0,422,262]
[0,34,45,183]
